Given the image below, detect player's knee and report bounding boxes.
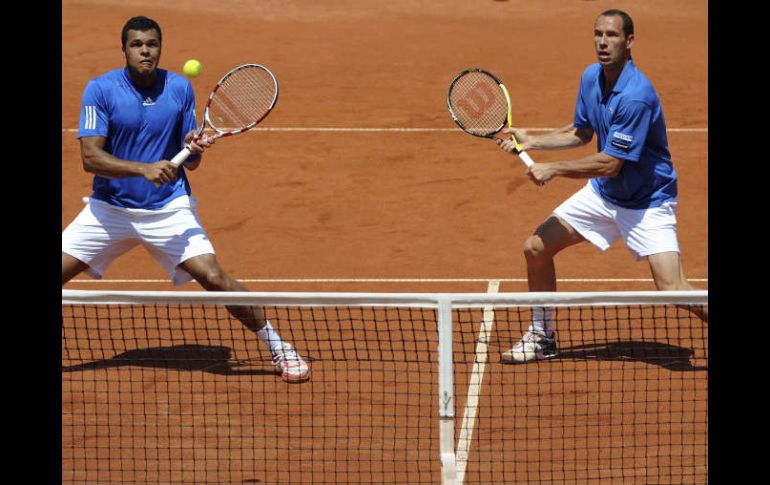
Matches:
[523,235,548,261]
[199,268,229,290]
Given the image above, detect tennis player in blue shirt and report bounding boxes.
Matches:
[61,16,309,382]
[496,9,707,363]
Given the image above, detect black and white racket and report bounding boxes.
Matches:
[447,67,535,168]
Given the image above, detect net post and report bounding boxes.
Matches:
[437,296,457,485]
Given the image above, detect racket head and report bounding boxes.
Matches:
[203,63,279,135]
[447,68,509,138]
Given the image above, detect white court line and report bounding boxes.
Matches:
[456,279,499,485]
[61,127,708,133]
[68,277,708,284]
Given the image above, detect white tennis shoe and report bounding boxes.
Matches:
[271,342,310,383]
[501,331,558,364]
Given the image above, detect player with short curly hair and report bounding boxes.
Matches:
[62,15,309,383]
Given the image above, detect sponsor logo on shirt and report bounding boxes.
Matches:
[610,131,633,151]
[142,96,155,106]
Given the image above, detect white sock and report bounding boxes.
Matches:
[256,321,284,352]
[528,307,554,337]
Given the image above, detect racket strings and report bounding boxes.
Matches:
[448,72,508,136]
[208,66,277,131]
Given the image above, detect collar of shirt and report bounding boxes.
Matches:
[598,57,636,95]
[121,67,165,102]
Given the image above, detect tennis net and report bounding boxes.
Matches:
[62,289,707,484]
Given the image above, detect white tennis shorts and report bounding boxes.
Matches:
[61,195,215,286]
[553,182,680,260]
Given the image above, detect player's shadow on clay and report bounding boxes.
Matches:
[61,344,276,375]
[557,340,707,371]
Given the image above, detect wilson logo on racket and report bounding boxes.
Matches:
[447,67,538,173]
[455,81,497,119]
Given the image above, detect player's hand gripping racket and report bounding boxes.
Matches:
[447,67,535,168]
[169,63,279,167]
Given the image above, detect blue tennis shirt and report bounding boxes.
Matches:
[574,58,677,209]
[78,68,198,209]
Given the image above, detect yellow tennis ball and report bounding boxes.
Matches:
[182,59,203,78]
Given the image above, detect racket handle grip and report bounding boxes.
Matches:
[169,146,193,167]
[516,148,535,168]
[515,147,547,185]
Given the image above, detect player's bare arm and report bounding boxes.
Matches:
[526,151,624,185]
[80,136,179,184]
[498,125,594,153]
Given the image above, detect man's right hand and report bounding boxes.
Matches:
[143,160,179,185]
[496,127,532,153]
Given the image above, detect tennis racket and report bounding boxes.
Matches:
[169,63,279,167]
[447,67,535,168]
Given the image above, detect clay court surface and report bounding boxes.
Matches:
[61,0,707,294]
[61,1,708,483]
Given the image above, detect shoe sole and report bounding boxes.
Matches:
[274,364,310,383]
[500,351,558,364]
[282,371,310,383]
